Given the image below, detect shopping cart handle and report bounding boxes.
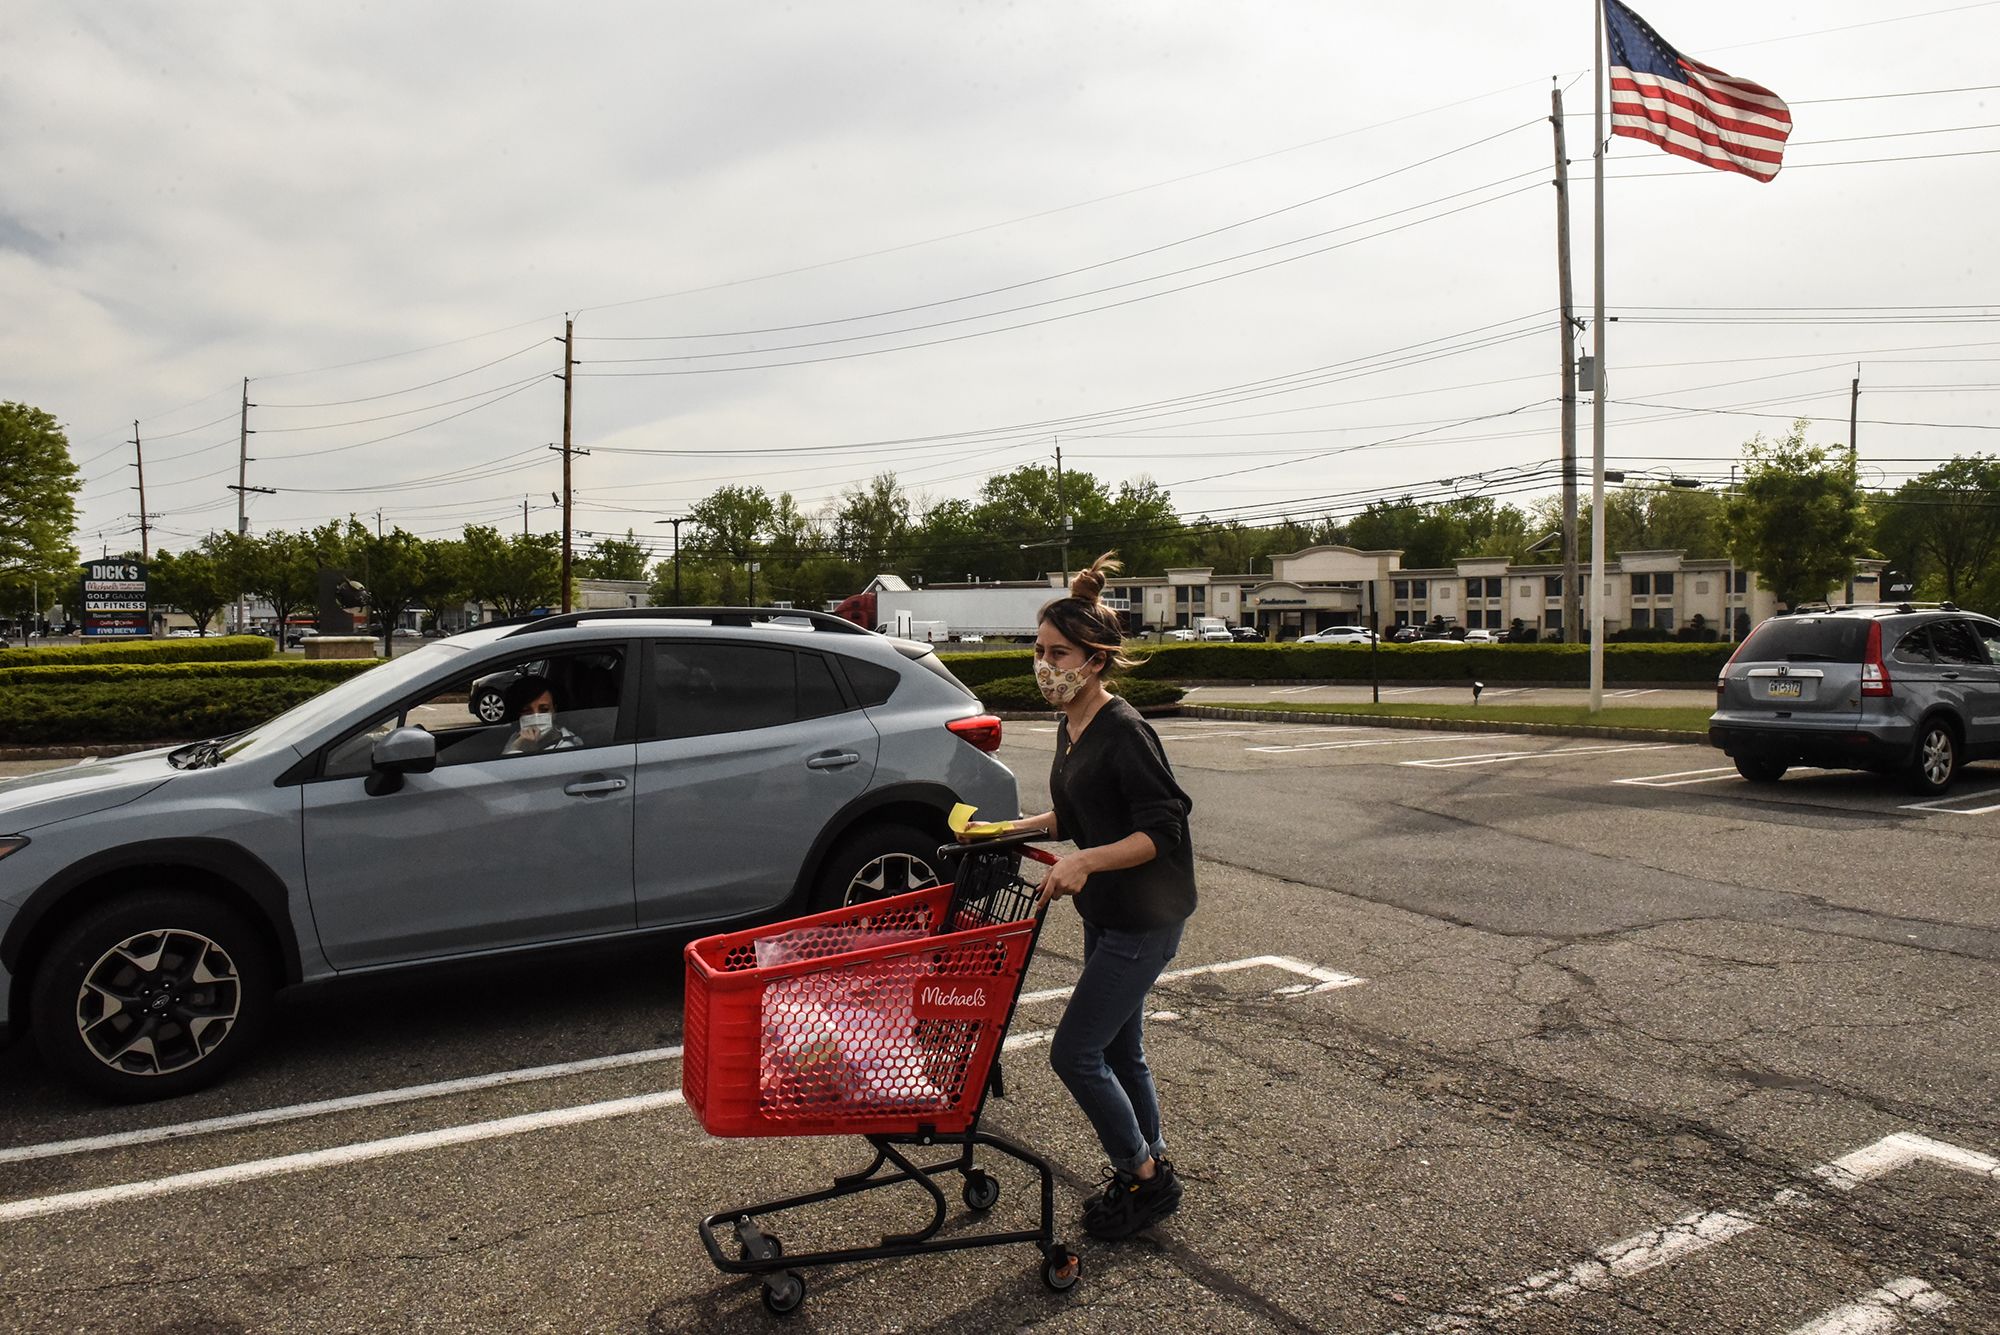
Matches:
[936,829,1058,864]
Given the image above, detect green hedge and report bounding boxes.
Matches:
[0,635,276,667]
[976,675,1185,711]
[939,650,1033,688]
[0,659,376,688]
[2,676,348,746]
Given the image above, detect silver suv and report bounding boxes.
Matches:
[1709,604,2000,793]
[0,609,1017,1101]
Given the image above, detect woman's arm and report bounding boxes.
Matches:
[1037,830,1156,907]
[1008,811,1059,839]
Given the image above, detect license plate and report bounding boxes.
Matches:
[1766,680,1802,698]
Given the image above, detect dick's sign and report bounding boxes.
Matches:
[82,560,149,637]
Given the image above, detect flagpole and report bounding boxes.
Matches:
[1588,0,1609,711]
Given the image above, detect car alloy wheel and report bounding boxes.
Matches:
[474,690,508,723]
[76,927,243,1076]
[845,851,941,907]
[1913,723,1958,794]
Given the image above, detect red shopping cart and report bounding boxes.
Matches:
[686,831,1078,1316]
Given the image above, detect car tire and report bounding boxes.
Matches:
[1909,719,1960,796]
[1733,757,1787,784]
[810,821,946,912]
[472,689,508,724]
[29,889,274,1103]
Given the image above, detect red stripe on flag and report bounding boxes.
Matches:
[1677,63,1794,123]
[1679,56,1793,113]
[1611,120,1782,182]
[1611,76,1792,143]
[1610,102,1788,170]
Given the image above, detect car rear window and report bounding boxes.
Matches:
[1738,616,1872,663]
[889,644,977,701]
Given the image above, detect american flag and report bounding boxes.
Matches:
[1604,0,1792,182]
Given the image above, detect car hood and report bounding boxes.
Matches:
[0,749,179,833]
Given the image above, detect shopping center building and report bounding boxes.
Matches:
[1102,546,1887,640]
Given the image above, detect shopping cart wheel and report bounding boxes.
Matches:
[761,1270,806,1316]
[737,1234,783,1263]
[1041,1247,1081,1293]
[961,1169,1000,1212]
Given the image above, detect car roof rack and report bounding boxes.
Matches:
[501,607,871,638]
[1826,601,1957,614]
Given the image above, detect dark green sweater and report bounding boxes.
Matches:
[1050,696,1197,930]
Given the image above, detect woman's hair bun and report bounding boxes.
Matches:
[1069,551,1122,602]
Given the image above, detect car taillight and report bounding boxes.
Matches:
[1716,636,1751,700]
[1860,621,1893,697]
[946,714,1004,753]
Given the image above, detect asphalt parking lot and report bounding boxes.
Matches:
[1,721,1995,1332]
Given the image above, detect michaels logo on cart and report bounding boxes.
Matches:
[913,976,1008,1018]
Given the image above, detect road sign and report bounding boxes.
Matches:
[81,560,149,637]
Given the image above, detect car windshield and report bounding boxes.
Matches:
[216,641,472,763]
[1738,616,1872,663]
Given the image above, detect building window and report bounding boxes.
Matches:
[1393,580,1409,600]
[1631,573,1652,595]
[1732,570,1749,595]
[1654,606,1673,630]
[1484,577,1504,598]
[1630,608,1650,630]
[1545,608,1563,630]
[1411,579,1428,599]
[1654,572,1675,596]
[1545,574,1562,597]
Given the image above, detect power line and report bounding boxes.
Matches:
[254,340,556,408]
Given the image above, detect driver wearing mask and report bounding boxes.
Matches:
[499,674,584,756]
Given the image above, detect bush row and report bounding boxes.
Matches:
[975,675,1186,712]
[2,677,343,746]
[0,659,376,687]
[0,635,276,667]
[941,642,1732,686]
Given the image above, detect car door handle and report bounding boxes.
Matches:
[563,777,628,796]
[1943,672,1961,680]
[805,751,861,770]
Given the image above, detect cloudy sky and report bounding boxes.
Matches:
[6,1,1997,567]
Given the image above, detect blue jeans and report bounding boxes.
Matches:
[1048,919,1184,1175]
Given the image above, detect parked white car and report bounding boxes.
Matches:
[1298,626,1377,644]
[1168,628,1197,641]
[1462,630,1499,644]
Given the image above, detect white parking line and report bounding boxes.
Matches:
[0,955,1365,1221]
[1605,688,1658,698]
[1786,1277,1951,1335]
[1402,744,1670,769]
[1403,1130,1998,1334]
[1616,766,1741,789]
[1248,736,1475,756]
[1899,789,2000,816]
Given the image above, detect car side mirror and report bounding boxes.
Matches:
[365,726,437,796]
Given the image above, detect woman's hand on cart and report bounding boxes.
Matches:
[1035,851,1094,909]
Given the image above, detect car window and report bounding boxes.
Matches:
[1740,616,1872,663]
[323,648,626,779]
[1890,627,1936,666]
[1930,619,1985,667]
[799,652,848,720]
[648,642,803,740]
[1975,621,2000,666]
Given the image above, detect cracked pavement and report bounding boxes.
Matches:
[0,724,1994,1332]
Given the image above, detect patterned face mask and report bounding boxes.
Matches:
[1035,658,1092,706]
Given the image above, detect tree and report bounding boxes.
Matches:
[462,526,560,618]
[576,529,650,582]
[1724,422,1865,609]
[417,538,469,631]
[150,546,232,634]
[689,484,776,562]
[239,530,323,629]
[0,402,82,611]
[834,473,911,570]
[354,527,435,651]
[1871,456,2000,602]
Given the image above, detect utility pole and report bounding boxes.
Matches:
[1054,437,1070,581]
[655,516,685,603]
[1588,0,1611,711]
[523,496,530,537]
[555,315,578,613]
[1848,364,1861,479]
[1552,81,1581,645]
[129,421,152,561]
[374,509,384,539]
[223,379,272,632]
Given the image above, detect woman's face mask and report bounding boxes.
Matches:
[1034,658,1093,706]
[519,708,554,738]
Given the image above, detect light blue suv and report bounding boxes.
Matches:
[0,609,1017,1101]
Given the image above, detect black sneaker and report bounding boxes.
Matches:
[1082,1158,1182,1240]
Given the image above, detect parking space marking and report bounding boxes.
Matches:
[1786,1277,1951,1335]
[1403,1130,1997,1333]
[0,954,1365,1223]
[0,1043,690,1167]
[1247,736,1476,756]
[1616,766,1741,789]
[1402,744,1670,769]
[1899,788,2000,816]
[1606,688,1658,698]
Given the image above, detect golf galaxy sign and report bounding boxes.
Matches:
[81,560,149,637]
